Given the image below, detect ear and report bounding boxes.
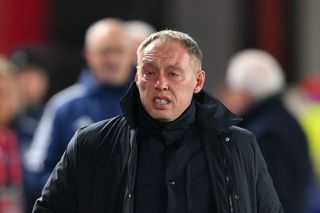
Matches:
[194,70,205,93]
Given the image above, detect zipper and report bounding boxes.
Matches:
[223,133,236,213]
[123,129,138,213]
[229,195,234,213]
[186,161,192,213]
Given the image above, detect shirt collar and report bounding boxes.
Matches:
[138,100,196,146]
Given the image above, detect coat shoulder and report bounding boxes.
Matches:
[228,125,258,153]
[74,115,129,148]
[229,125,255,142]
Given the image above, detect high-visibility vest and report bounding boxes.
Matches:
[299,103,320,181]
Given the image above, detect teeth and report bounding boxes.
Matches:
[154,98,169,105]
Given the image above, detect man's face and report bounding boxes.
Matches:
[16,68,48,105]
[85,27,131,86]
[135,40,205,122]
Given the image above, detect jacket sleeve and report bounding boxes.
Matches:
[251,133,284,213]
[27,97,60,173]
[32,131,80,213]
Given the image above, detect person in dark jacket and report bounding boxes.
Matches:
[32,30,283,213]
[26,18,133,211]
[222,49,312,213]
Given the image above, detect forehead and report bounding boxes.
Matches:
[140,40,191,64]
[88,27,127,49]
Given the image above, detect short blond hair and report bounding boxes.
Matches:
[137,30,202,69]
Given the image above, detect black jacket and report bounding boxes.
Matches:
[240,95,312,213]
[33,83,283,213]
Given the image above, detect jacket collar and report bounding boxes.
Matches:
[120,82,242,132]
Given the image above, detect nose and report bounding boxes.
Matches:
[154,74,168,91]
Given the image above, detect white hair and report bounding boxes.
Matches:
[125,20,156,41]
[84,18,125,49]
[226,49,285,101]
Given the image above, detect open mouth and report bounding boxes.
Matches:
[153,96,170,105]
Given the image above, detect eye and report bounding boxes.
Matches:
[145,71,154,76]
[142,68,156,79]
[144,70,155,77]
[168,71,179,78]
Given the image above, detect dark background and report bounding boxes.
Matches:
[1,0,319,98]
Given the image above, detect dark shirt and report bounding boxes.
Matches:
[135,101,213,213]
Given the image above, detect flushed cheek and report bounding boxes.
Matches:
[175,93,192,105]
[138,81,151,91]
[140,91,153,106]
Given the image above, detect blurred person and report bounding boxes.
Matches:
[10,45,50,157]
[10,46,49,110]
[33,30,282,213]
[10,45,50,213]
[125,20,156,65]
[26,18,133,210]
[285,73,320,213]
[0,57,24,213]
[222,49,312,213]
[298,74,320,180]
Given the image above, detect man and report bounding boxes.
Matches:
[0,57,24,213]
[33,30,283,213]
[294,74,320,213]
[26,18,133,209]
[222,49,312,213]
[10,45,50,213]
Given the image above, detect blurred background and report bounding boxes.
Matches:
[1,0,319,93]
[0,0,320,212]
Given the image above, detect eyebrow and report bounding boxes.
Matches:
[140,61,183,71]
[166,65,183,72]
